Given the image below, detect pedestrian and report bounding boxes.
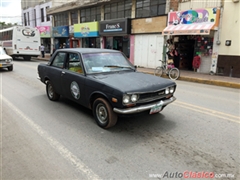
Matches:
[40,44,45,58]
[173,44,180,68]
[63,43,66,48]
[59,44,63,49]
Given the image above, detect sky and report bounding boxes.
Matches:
[0,0,22,24]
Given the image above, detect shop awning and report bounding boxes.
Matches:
[163,23,215,35]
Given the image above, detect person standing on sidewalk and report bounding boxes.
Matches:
[40,44,45,58]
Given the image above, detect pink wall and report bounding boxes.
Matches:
[129,35,135,64]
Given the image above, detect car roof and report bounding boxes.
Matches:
[56,48,119,54]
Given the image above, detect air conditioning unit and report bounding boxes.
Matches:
[232,0,239,3]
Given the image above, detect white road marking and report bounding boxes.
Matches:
[0,74,2,179]
[174,101,240,124]
[1,96,101,180]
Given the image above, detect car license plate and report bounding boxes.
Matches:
[150,102,163,114]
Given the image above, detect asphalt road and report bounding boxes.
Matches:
[1,59,239,180]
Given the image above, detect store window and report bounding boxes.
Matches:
[41,8,44,22]
[54,13,69,27]
[27,12,30,25]
[80,7,101,23]
[34,9,37,26]
[24,13,27,26]
[136,0,166,18]
[104,0,132,20]
[71,11,78,25]
[46,6,50,21]
[82,38,100,48]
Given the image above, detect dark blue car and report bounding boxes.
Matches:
[38,48,176,129]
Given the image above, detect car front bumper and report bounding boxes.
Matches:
[113,96,176,114]
[0,63,13,68]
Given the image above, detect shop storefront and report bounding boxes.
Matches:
[69,25,80,48]
[52,26,69,49]
[36,26,52,53]
[74,22,100,48]
[99,18,131,58]
[131,16,167,68]
[163,8,220,73]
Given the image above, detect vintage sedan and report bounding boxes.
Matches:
[37,48,176,128]
[0,46,13,71]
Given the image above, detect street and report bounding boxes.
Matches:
[1,59,239,180]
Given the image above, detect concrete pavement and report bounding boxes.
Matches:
[34,55,240,89]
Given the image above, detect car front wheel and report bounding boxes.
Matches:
[46,80,60,101]
[93,98,117,129]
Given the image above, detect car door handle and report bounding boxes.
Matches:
[61,71,65,75]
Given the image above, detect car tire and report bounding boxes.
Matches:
[46,80,60,101]
[24,56,31,61]
[8,65,13,71]
[93,98,117,129]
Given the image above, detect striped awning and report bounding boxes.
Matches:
[163,23,215,35]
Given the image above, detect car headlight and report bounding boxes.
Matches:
[165,88,170,94]
[123,95,130,104]
[170,86,175,93]
[5,59,12,63]
[131,94,139,102]
[123,94,139,104]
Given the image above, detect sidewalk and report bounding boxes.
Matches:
[35,54,240,89]
[137,67,240,89]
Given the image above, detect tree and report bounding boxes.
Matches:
[0,21,18,29]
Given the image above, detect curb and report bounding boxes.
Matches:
[178,76,240,89]
[139,71,240,89]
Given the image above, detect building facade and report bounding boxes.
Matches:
[21,0,76,53]
[169,0,240,77]
[47,0,173,67]
[217,1,240,77]
[44,0,239,77]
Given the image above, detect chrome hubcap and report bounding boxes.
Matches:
[96,103,108,124]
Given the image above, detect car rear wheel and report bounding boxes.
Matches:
[46,80,60,101]
[93,98,117,129]
[8,65,13,71]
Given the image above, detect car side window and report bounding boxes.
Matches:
[67,53,83,74]
[52,52,66,68]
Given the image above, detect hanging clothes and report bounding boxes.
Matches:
[192,55,201,70]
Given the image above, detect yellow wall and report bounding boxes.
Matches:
[219,2,240,56]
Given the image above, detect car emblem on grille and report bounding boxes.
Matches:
[158,91,164,95]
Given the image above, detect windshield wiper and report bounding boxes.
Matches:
[104,65,133,69]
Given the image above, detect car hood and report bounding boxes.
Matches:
[0,54,12,60]
[91,71,176,93]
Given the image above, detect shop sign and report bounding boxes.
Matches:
[74,22,99,38]
[99,19,131,36]
[52,26,69,37]
[36,26,51,38]
[167,8,218,26]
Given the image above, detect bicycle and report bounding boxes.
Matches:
[154,60,180,80]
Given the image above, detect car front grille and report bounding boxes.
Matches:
[138,90,166,103]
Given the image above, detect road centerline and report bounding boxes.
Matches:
[174,101,240,124]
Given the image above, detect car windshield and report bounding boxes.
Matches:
[0,47,7,55]
[82,52,134,74]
